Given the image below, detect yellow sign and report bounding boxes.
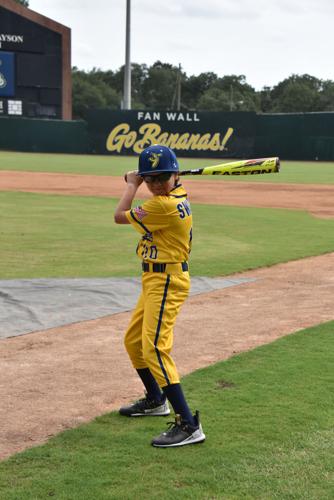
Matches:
[106,123,234,154]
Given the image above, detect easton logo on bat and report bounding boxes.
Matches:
[180,157,280,176]
[217,169,276,175]
[212,157,279,175]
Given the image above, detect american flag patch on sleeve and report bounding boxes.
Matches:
[133,206,148,220]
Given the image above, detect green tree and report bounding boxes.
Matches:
[14,0,29,6]
[109,63,148,109]
[141,61,182,109]
[198,75,260,111]
[181,72,218,109]
[197,87,230,111]
[319,80,334,111]
[259,86,273,113]
[71,64,334,114]
[269,74,321,112]
[72,68,120,119]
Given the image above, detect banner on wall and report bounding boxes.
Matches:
[85,110,257,158]
[0,51,15,97]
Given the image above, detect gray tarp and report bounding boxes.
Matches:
[0,277,256,339]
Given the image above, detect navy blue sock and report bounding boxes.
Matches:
[162,383,195,425]
[136,368,163,402]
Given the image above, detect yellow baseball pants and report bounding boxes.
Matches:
[124,268,190,387]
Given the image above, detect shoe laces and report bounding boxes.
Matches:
[164,421,182,437]
[136,397,147,403]
[135,396,150,406]
[135,395,161,409]
[164,415,186,436]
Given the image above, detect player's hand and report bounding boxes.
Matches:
[124,170,143,187]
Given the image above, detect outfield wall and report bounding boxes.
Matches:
[1,112,334,160]
[0,117,88,153]
[254,113,334,160]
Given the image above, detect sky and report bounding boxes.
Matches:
[29,0,334,90]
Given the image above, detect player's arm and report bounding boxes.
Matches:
[114,171,143,224]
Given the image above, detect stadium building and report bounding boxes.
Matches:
[0,0,71,119]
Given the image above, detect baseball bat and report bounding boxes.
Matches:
[179,157,280,176]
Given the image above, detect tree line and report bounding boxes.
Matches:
[72,62,334,119]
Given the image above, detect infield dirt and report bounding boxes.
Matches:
[1,170,334,217]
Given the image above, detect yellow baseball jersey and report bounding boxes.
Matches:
[125,184,192,263]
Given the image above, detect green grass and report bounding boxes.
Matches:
[0,151,334,183]
[0,191,333,279]
[1,321,333,499]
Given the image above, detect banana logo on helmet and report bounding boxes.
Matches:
[149,153,162,169]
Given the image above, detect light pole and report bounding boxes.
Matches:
[123,0,131,109]
[229,84,233,111]
[176,63,182,111]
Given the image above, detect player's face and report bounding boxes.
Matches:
[143,173,178,195]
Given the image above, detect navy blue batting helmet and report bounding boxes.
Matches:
[138,145,179,176]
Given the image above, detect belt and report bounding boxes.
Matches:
[142,262,188,273]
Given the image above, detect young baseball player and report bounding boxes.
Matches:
[114,144,205,448]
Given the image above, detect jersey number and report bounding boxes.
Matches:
[142,244,158,260]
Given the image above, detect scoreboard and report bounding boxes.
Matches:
[0,0,71,120]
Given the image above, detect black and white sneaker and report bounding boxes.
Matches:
[119,395,170,417]
[151,411,205,447]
